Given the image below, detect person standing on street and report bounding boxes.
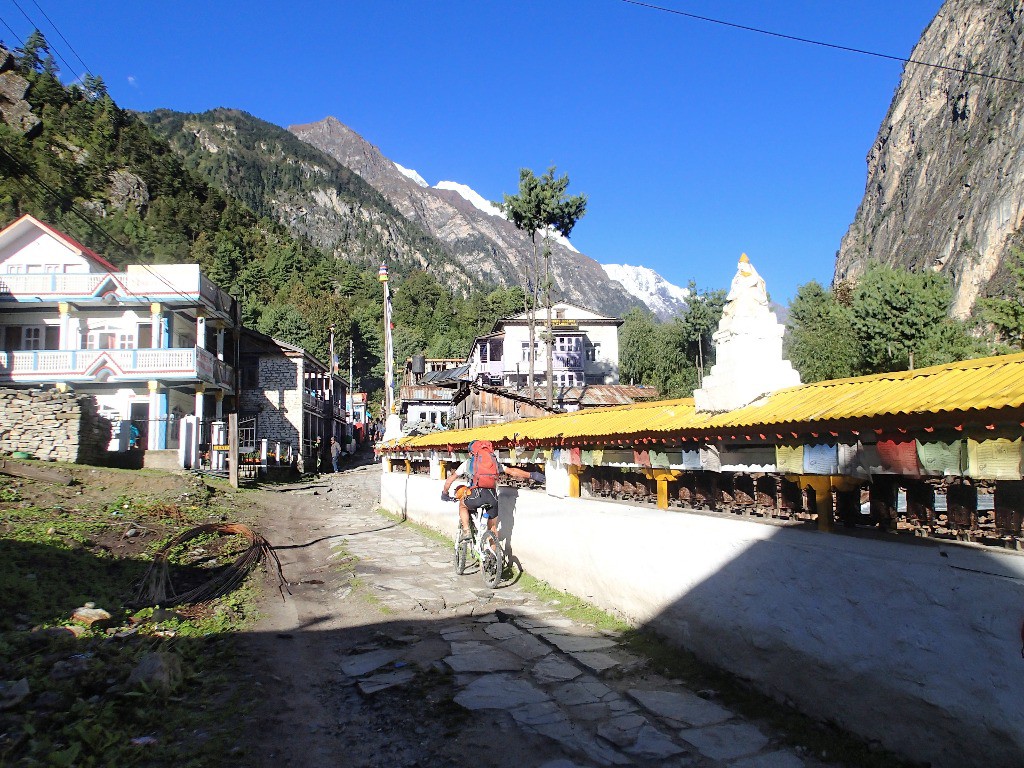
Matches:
[330,435,342,473]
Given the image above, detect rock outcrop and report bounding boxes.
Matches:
[834,0,1024,318]
[0,46,42,138]
[290,117,641,316]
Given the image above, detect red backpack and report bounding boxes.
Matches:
[468,440,499,490]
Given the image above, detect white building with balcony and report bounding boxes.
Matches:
[0,215,236,452]
[470,302,622,389]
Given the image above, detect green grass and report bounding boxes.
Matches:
[0,471,262,767]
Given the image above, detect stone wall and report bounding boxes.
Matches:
[0,388,112,464]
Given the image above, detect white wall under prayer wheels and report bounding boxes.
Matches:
[380,470,1024,768]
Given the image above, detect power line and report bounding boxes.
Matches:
[0,145,202,305]
[0,13,25,46]
[619,0,1024,87]
[7,0,80,79]
[28,0,92,76]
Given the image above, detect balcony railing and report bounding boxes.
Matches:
[0,345,235,391]
[0,267,235,318]
[302,391,327,414]
[503,352,583,375]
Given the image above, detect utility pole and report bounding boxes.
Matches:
[348,337,354,417]
[545,238,554,407]
[379,262,395,418]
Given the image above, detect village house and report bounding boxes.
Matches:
[469,302,622,389]
[237,328,348,473]
[0,214,235,455]
[0,214,349,473]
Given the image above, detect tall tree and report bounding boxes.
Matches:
[499,166,586,405]
[852,264,979,372]
[784,281,859,382]
[618,308,659,386]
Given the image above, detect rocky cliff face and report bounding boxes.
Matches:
[289,117,641,316]
[834,0,1024,317]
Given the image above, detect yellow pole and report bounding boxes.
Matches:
[404,459,411,475]
[568,465,580,498]
[440,461,448,480]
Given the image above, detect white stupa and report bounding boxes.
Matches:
[693,254,800,412]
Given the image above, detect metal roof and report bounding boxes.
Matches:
[387,352,1024,450]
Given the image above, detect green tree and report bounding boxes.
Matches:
[851,264,979,373]
[618,308,659,386]
[784,281,859,382]
[498,166,587,404]
[978,247,1024,350]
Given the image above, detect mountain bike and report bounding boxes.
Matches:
[453,504,505,589]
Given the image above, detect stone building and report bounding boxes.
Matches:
[237,328,347,473]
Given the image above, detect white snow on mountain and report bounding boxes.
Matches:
[393,161,428,187]
[435,180,504,217]
[434,180,580,253]
[603,264,690,320]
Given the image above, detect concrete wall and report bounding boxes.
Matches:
[0,388,111,464]
[380,470,1024,768]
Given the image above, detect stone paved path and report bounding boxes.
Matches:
[318,471,836,768]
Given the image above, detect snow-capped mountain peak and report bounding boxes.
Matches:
[393,161,428,187]
[434,180,580,253]
[603,264,690,320]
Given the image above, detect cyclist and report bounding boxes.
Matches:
[441,446,543,541]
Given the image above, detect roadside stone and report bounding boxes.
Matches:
[597,712,647,747]
[455,673,547,709]
[127,652,182,694]
[444,641,523,673]
[629,688,733,727]
[678,722,769,761]
[71,606,112,626]
[357,669,415,695]
[340,649,396,677]
[547,635,618,653]
[532,655,583,684]
[569,651,620,674]
[49,656,91,680]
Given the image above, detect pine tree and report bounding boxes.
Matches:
[499,167,586,404]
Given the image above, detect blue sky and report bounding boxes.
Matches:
[1,0,944,304]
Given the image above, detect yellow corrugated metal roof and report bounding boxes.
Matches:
[388,352,1024,451]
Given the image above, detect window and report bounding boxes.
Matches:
[586,342,601,362]
[87,329,135,350]
[22,327,42,350]
[430,411,437,423]
[419,411,427,422]
[479,342,489,363]
[521,342,538,361]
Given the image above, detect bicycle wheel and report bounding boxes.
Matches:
[479,530,504,588]
[454,527,469,575]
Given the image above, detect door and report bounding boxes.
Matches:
[129,402,149,450]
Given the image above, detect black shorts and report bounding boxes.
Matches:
[464,487,499,518]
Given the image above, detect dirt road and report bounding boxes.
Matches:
[241,454,833,768]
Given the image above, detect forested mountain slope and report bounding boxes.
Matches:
[140,108,476,294]
[0,41,522,390]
